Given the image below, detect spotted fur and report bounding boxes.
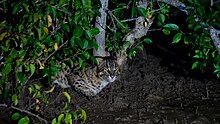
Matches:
[52,59,119,96]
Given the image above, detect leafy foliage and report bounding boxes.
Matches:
[152,0,220,77]
[0,0,97,122]
[51,108,87,124]
[0,0,220,123]
[181,0,220,76]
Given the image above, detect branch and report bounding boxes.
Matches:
[209,26,220,54]
[49,5,72,15]
[93,0,108,57]
[156,0,220,55]
[157,0,188,14]
[0,0,6,4]
[0,104,47,124]
[118,1,154,67]
[43,40,68,63]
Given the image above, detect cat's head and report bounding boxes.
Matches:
[106,59,119,82]
[98,59,119,83]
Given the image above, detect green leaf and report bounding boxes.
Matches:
[58,0,65,7]
[55,32,61,44]
[131,6,135,18]
[136,45,143,51]
[12,113,20,120]
[184,36,189,45]
[90,28,99,35]
[18,25,24,33]
[194,24,201,31]
[123,41,129,48]
[78,57,83,68]
[37,28,42,40]
[51,7,56,18]
[82,0,91,8]
[85,30,92,40]
[28,86,34,94]
[72,111,78,119]
[70,36,75,47]
[83,40,89,49]
[12,94,18,106]
[143,38,153,44]
[33,13,39,23]
[117,3,126,7]
[58,114,64,123]
[83,51,90,59]
[92,40,98,50]
[30,64,35,77]
[0,32,9,41]
[217,71,220,78]
[18,116,29,124]
[63,92,71,103]
[163,23,179,30]
[162,29,170,35]
[12,3,20,14]
[114,16,126,29]
[74,11,81,23]
[197,7,205,16]
[17,72,27,84]
[192,61,199,69]
[34,84,41,90]
[128,49,136,59]
[90,56,98,65]
[51,118,57,124]
[2,63,12,75]
[65,113,72,123]
[73,25,83,37]
[80,109,87,122]
[22,3,29,13]
[0,22,6,28]
[187,0,193,3]
[20,36,28,45]
[3,89,10,100]
[51,65,61,74]
[137,7,146,16]
[61,24,70,32]
[172,32,182,44]
[158,13,165,23]
[193,54,200,58]
[68,59,74,68]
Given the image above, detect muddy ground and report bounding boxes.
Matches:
[1,45,220,124]
[75,50,220,124]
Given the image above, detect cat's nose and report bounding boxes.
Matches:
[108,75,116,82]
[110,75,114,78]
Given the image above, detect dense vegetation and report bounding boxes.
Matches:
[0,0,219,123]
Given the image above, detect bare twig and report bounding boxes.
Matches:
[43,40,68,63]
[148,28,163,31]
[106,9,117,32]
[0,104,48,124]
[152,2,169,13]
[0,0,6,4]
[213,0,220,4]
[121,18,139,22]
[49,5,72,15]
[111,1,131,12]
[157,0,188,14]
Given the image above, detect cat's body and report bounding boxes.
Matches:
[52,58,119,96]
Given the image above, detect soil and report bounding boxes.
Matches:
[1,45,220,124]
